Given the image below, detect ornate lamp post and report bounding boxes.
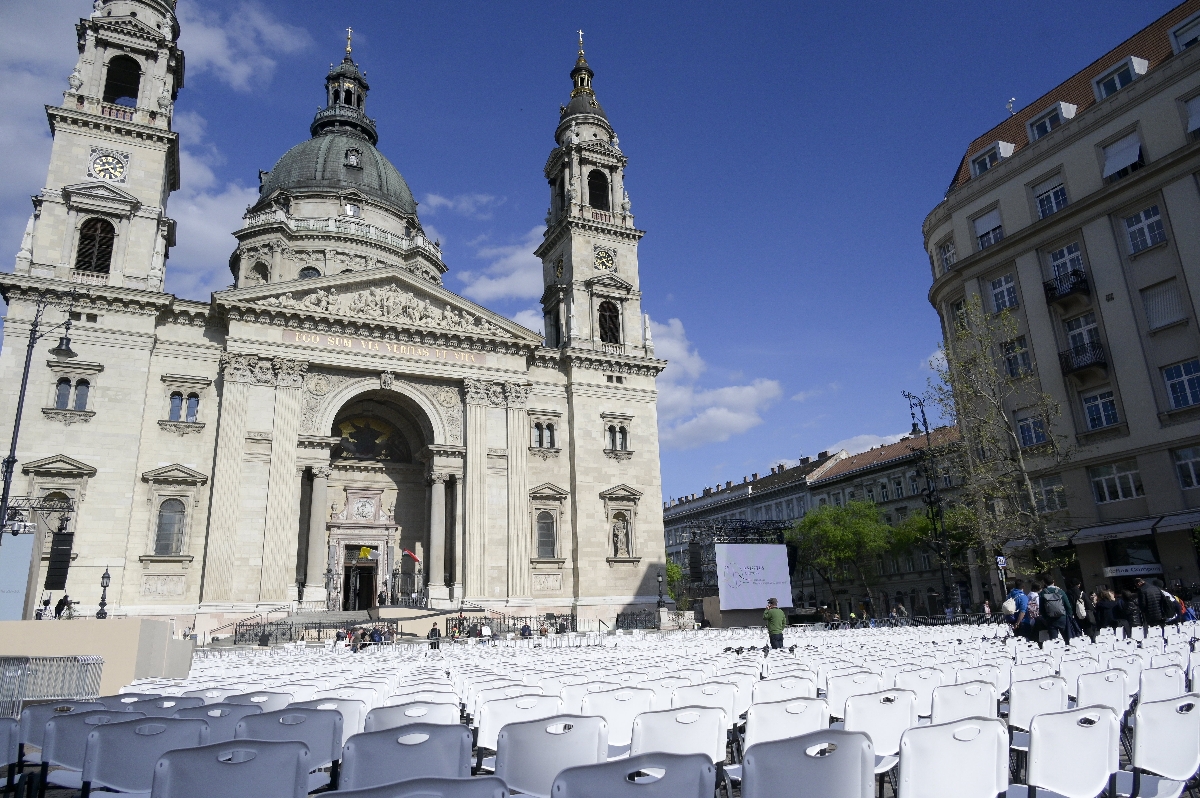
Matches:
[903,391,961,616]
[656,570,665,609]
[96,567,110,619]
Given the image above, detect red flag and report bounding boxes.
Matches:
[403,548,421,563]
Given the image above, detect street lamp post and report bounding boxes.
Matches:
[656,570,665,609]
[903,391,961,616]
[96,567,110,619]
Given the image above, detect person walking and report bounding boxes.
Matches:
[1094,590,1120,630]
[1137,578,1167,633]
[427,622,441,650]
[763,597,786,649]
[1038,575,1071,641]
[1118,590,1141,637]
[1070,581,1097,642]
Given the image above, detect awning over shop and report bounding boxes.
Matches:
[1071,510,1200,544]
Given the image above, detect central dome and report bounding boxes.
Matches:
[258,131,417,217]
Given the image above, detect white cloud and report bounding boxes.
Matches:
[826,432,907,456]
[457,226,545,303]
[178,1,311,92]
[790,382,839,402]
[652,317,783,450]
[422,193,503,220]
[165,182,259,299]
[511,308,544,333]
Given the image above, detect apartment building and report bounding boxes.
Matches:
[924,1,1200,596]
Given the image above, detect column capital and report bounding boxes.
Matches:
[273,357,309,389]
[311,466,333,480]
[504,382,529,408]
[220,353,274,385]
[462,378,488,406]
[428,471,449,485]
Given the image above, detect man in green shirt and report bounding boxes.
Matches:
[763,598,786,649]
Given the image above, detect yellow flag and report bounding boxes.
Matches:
[359,547,372,560]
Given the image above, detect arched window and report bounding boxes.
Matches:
[168,391,183,422]
[154,498,187,555]
[533,422,544,448]
[607,425,617,450]
[618,426,628,451]
[598,301,621,344]
[55,378,71,410]
[587,170,610,211]
[103,55,141,106]
[247,262,269,285]
[75,218,115,273]
[186,394,200,423]
[298,266,321,279]
[557,177,566,213]
[546,423,555,449]
[536,511,556,559]
[73,381,89,411]
[357,94,364,109]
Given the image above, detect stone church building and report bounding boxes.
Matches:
[0,0,668,626]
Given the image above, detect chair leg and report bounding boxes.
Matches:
[329,759,340,791]
[13,746,21,775]
[34,764,45,798]
[1110,773,1118,798]
[80,780,90,798]
[5,763,13,796]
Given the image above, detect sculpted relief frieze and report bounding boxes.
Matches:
[299,369,463,445]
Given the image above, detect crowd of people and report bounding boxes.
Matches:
[1004,574,1195,642]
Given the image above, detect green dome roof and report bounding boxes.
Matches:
[258,131,417,217]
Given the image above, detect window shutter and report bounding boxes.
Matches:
[973,209,1002,237]
[1141,279,1186,330]
[1102,133,1142,178]
[1187,96,1200,133]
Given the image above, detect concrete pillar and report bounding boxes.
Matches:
[453,475,465,600]
[428,472,448,601]
[463,379,488,598]
[304,466,331,601]
[259,358,308,602]
[200,354,254,603]
[505,383,530,599]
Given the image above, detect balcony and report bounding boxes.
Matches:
[1059,342,1106,376]
[70,269,109,286]
[100,103,135,122]
[1043,269,1090,306]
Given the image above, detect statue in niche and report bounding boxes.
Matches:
[612,515,631,558]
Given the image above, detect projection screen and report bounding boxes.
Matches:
[715,543,794,610]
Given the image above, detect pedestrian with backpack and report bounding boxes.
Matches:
[1038,574,1071,641]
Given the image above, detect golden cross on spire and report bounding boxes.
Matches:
[577,29,584,53]
[345,26,353,56]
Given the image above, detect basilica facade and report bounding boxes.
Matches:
[0,0,668,626]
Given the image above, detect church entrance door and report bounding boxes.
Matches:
[343,546,378,611]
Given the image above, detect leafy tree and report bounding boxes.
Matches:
[788,501,894,604]
[665,561,690,610]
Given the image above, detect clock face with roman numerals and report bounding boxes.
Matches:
[594,248,615,271]
[89,150,128,182]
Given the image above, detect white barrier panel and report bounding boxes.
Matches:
[715,543,793,610]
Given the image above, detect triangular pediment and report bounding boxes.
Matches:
[599,484,643,501]
[62,181,140,204]
[530,482,570,500]
[215,265,542,344]
[584,273,634,293]
[142,464,209,485]
[96,15,165,43]
[21,454,97,478]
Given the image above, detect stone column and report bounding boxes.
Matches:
[201,354,257,603]
[304,466,331,602]
[427,472,448,601]
[463,379,488,598]
[259,358,308,602]
[452,475,465,600]
[505,382,531,599]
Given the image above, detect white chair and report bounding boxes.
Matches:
[125,697,205,718]
[895,669,943,718]
[551,751,716,798]
[844,689,918,776]
[289,698,368,746]
[383,691,460,708]
[149,739,310,798]
[41,710,146,790]
[1011,662,1054,684]
[897,717,1008,798]
[365,702,460,732]
[929,681,996,726]
[671,683,738,727]
[1139,666,1187,704]
[338,724,472,790]
[631,706,727,765]
[329,776,509,798]
[225,691,293,713]
[559,683,618,715]
[494,715,608,798]
[580,687,655,749]
[18,700,104,762]
[1,716,17,787]
[1076,670,1129,716]
[956,665,1002,696]
[82,717,209,796]
[1007,677,1067,752]
[314,687,379,711]
[741,729,874,798]
[1059,658,1098,699]
[476,694,562,752]
[1008,706,1120,798]
[236,708,343,791]
[1114,693,1200,798]
[94,694,160,710]
[752,676,817,705]
[743,698,829,750]
[172,703,262,744]
[826,672,885,720]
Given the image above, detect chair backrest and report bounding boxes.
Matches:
[826,671,885,719]
[42,710,146,770]
[1108,655,1143,698]
[1075,670,1128,716]
[235,707,342,768]
[180,687,238,705]
[225,691,293,713]
[744,697,829,750]
[19,700,104,748]
[894,669,943,717]
[172,703,262,744]
[1026,706,1120,798]
[383,691,460,708]
[476,694,563,751]
[741,729,874,798]
[1007,677,1068,732]
[495,715,608,798]
[127,697,206,717]
[551,751,716,798]
[365,702,461,732]
[0,717,17,769]
[752,676,817,705]
[843,689,918,756]
[897,718,1007,798]
[1131,693,1200,781]
[289,698,368,746]
[83,716,209,793]
[315,686,379,710]
[338,723,472,790]
[929,681,996,726]
[1139,666,1187,704]
[1058,658,1098,698]
[580,687,655,747]
[630,706,727,764]
[955,665,1001,694]
[327,776,509,798]
[558,683,617,715]
[670,682,737,729]
[150,738,309,798]
[95,693,160,710]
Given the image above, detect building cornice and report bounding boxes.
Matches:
[0,273,174,317]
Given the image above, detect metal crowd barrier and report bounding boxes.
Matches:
[0,656,104,718]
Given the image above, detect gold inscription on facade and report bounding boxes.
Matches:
[283,330,483,364]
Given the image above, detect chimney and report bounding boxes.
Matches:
[818,451,829,459]
[725,481,732,489]
[800,456,811,465]
[742,476,748,484]
[752,473,759,481]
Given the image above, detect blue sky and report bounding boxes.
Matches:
[0,0,1183,500]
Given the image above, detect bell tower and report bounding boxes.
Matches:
[534,36,653,357]
[14,0,184,292]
